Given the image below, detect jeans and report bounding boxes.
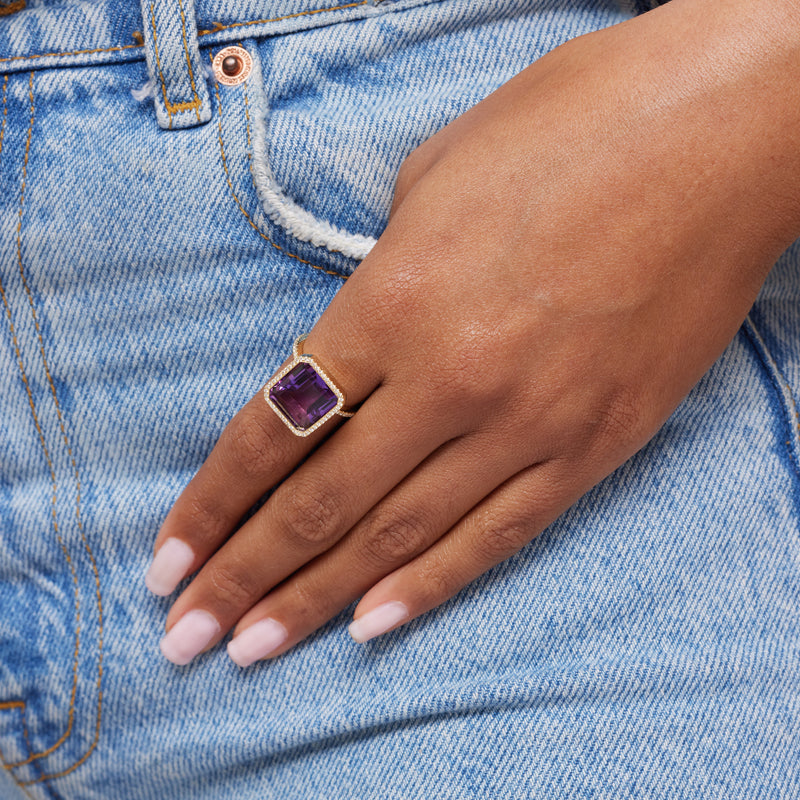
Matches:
[0,0,798,797]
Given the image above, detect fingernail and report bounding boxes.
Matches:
[159,609,221,666]
[145,537,195,596]
[227,618,288,668]
[348,601,409,644]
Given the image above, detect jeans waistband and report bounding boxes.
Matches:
[0,0,443,76]
[0,0,446,132]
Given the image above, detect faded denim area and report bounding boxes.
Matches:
[0,0,798,798]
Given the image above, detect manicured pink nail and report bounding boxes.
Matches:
[227,618,288,668]
[145,537,195,596]
[159,610,221,666]
[348,601,409,643]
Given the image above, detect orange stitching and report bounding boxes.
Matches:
[177,0,202,123]
[149,0,203,125]
[10,72,105,787]
[0,72,104,788]
[197,20,225,36]
[0,74,82,787]
[0,88,28,800]
[0,704,44,800]
[150,0,173,128]
[0,744,36,800]
[0,0,376,63]
[0,74,6,152]
[0,43,139,64]
[4,73,80,771]
[212,61,347,281]
[201,0,370,35]
[18,713,40,797]
[0,0,25,17]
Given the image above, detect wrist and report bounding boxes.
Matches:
[644,0,800,251]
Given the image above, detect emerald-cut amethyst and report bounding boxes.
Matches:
[268,361,338,430]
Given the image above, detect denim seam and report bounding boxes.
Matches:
[16,711,64,800]
[741,314,800,491]
[177,0,203,119]
[0,72,105,789]
[0,704,36,799]
[0,73,82,788]
[0,73,5,138]
[211,63,349,281]
[0,84,31,800]
[0,0,383,64]
[14,69,105,786]
[148,0,203,128]
[200,0,376,36]
[0,42,139,65]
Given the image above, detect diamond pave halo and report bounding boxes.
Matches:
[263,334,356,437]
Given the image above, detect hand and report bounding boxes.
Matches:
[146,0,800,666]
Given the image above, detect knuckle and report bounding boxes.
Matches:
[360,504,433,567]
[593,385,648,447]
[413,552,458,606]
[224,409,280,480]
[278,478,345,549]
[177,493,230,548]
[477,517,529,563]
[206,561,262,608]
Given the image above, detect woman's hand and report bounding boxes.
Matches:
[146,0,800,666]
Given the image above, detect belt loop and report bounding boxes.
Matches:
[139,0,211,130]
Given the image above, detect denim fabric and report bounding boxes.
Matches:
[0,0,798,798]
[139,0,213,129]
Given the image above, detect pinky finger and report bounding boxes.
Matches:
[347,458,579,644]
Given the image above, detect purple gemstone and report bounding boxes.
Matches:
[269,361,338,430]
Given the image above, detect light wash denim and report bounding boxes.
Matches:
[0,0,798,797]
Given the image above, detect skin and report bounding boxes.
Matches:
[151,0,800,662]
